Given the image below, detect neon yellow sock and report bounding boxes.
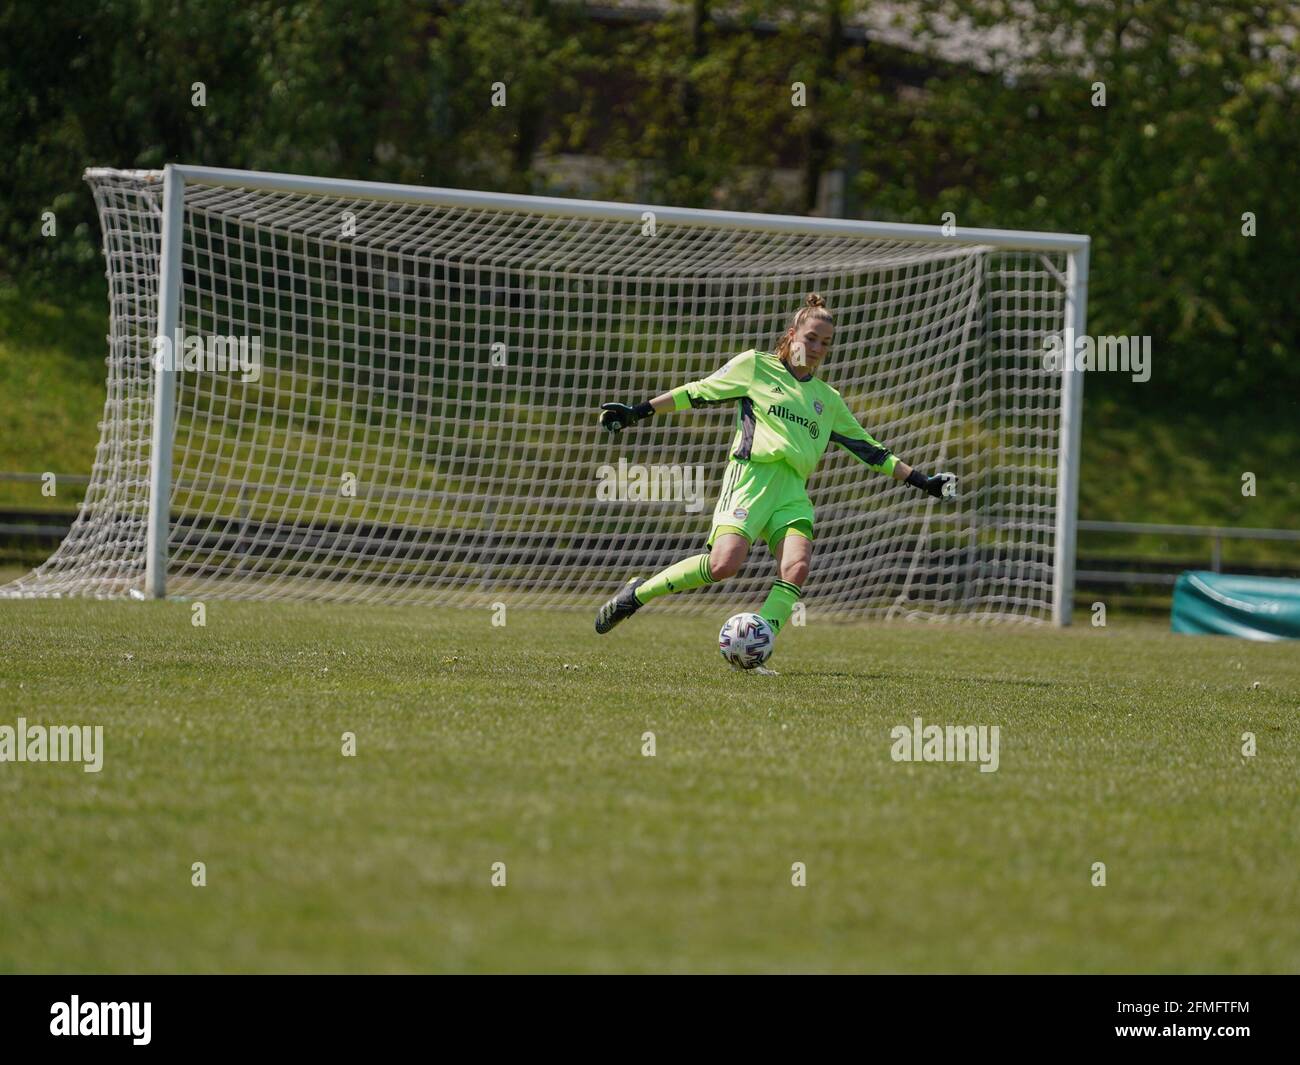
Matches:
[634,553,716,604]
[760,579,802,635]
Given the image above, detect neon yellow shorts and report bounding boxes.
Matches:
[706,458,815,552]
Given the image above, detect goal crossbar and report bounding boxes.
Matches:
[91,164,1091,251]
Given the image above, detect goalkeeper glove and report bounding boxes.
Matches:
[906,469,958,500]
[599,401,655,433]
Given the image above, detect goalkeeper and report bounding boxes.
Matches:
[594,293,957,644]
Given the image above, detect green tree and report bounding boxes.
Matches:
[877,0,1300,412]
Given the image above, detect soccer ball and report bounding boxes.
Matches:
[718,612,774,670]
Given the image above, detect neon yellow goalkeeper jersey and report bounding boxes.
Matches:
[668,349,898,482]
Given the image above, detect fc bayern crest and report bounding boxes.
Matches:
[813,400,824,414]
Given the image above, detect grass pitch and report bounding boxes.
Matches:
[0,599,1296,973]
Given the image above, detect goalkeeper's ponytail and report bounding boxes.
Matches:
[775,293,833,366]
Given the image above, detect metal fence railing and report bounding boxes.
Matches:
[0,472,89,538]
[1076,520,1300,586]
[3,474,1299,592]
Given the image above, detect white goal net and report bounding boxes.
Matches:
[2,166,1088,623]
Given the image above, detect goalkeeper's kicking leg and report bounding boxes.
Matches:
[594,533,748,634]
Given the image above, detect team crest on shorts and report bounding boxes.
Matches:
[813,400,824,414]
[733,507,748,519]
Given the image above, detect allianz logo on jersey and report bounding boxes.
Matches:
[767,404,819,439]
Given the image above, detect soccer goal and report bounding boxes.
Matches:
[2,164,1089,624]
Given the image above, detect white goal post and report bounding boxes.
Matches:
[3,164,1089,624]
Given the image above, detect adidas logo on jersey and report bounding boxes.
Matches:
[772,385,783,393]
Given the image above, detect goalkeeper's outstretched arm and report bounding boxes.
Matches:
[831,402,958,500]
[597,392,676,433]
[599,351,757,433]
